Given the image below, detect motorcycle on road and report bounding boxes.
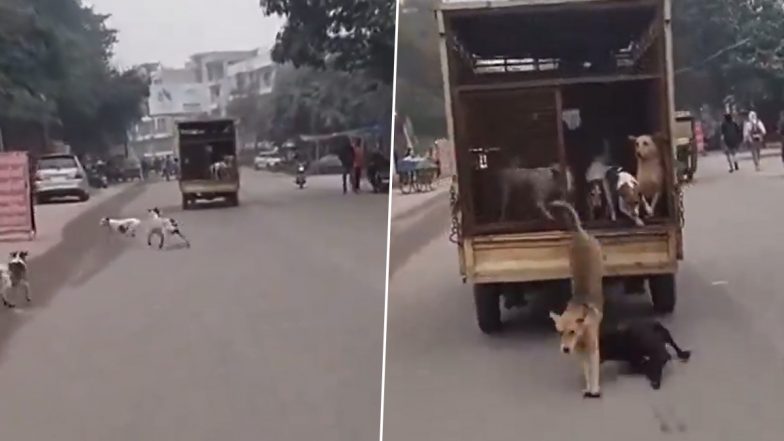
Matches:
[295,163,307,189]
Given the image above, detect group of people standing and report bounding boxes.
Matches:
[338,137,387,194]
[142,155,178,181]
[720,110,769,173]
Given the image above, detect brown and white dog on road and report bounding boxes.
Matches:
[629,134,665,218]
[548,201,605,398]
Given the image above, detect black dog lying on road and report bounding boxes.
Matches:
[601,321,691,390]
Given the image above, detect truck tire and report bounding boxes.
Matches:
[473,284,502,334]
[227,192,239,207]
[649,274,676,314]
[182,195,192,210]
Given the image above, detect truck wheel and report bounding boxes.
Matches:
[473,284,502,334]
[182,195,191,210]
[649,274,676,314]
[227,193,239,207]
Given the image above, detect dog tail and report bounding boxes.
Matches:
[548,200,584,232]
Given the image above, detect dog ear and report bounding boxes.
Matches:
[627,135,638,144]
[20,251,28,259]
[549,311,561,325]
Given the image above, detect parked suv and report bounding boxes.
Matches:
[34,153,90,203]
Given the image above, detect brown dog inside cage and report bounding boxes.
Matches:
[459,88,570,233]
[561,80,671,229]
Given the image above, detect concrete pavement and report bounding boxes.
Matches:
[0,170,387,441]
[384,153,784,440]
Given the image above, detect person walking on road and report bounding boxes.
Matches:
[777,110,784,165]
[744,111,766,171]
[352,138,365,193]
[721,112,743,173]
[337,138,355,194]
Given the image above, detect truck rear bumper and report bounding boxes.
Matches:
[180,180,239,195]
[462,226,678,284]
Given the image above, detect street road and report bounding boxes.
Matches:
[385,153,784,440]
[0,171,387,441]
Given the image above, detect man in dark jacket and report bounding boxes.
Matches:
[337,138,355,194]
[721,113,742,173]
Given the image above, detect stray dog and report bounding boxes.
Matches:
[100,217,141,238]
[210,157,234,180]
[601,321,691,390]
[629,135,664,217]
[615,170,645,227]
[1,251,30,308]
[548,200,605,398]
[147,208,191,249]
[585,158,616,222]
[209,161,227,180]
[498,163,574,222]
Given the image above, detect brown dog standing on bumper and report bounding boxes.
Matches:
[548,201,605,398]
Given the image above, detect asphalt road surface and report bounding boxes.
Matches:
[385,153,784,440]
[0,171,387,441]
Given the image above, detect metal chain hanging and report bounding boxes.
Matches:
[448,179,462,245]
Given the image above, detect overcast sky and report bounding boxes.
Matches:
[85,0,285,68]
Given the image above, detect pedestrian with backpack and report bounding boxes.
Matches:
[744,111,766,171]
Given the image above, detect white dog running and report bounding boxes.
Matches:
[1,251,31,308]
[100,217,142,237]
[147,208,191,249]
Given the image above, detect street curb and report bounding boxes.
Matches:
[392,182,450,222]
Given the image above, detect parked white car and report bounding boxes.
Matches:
[254,152,284,170]
[34,153,90,203]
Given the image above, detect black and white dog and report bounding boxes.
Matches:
[100,217,142,238]
[147,208,191,249]
[600,321,691,390]
[1,251,31,308]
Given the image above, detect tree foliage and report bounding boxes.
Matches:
[227,64,391,144]
[259,0,396,84]
[0,0,148,153]
[674,0,784,109]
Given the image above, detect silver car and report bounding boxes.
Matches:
[34,154,90,203]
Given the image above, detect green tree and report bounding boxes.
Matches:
[228,65,391,143]
[674,0,784,109]
[395,1,445,138]
[259,0,396,84]
[0,0,148,154]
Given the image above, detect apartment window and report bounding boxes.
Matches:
[156,118,169,134]
[236,73,247,91]
[206,62,225,82]
[210,84,221,100]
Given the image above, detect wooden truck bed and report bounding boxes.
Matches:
[460,225,678,284]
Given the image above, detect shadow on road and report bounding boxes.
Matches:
[0,184,145,364]
[389,197,450,277]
